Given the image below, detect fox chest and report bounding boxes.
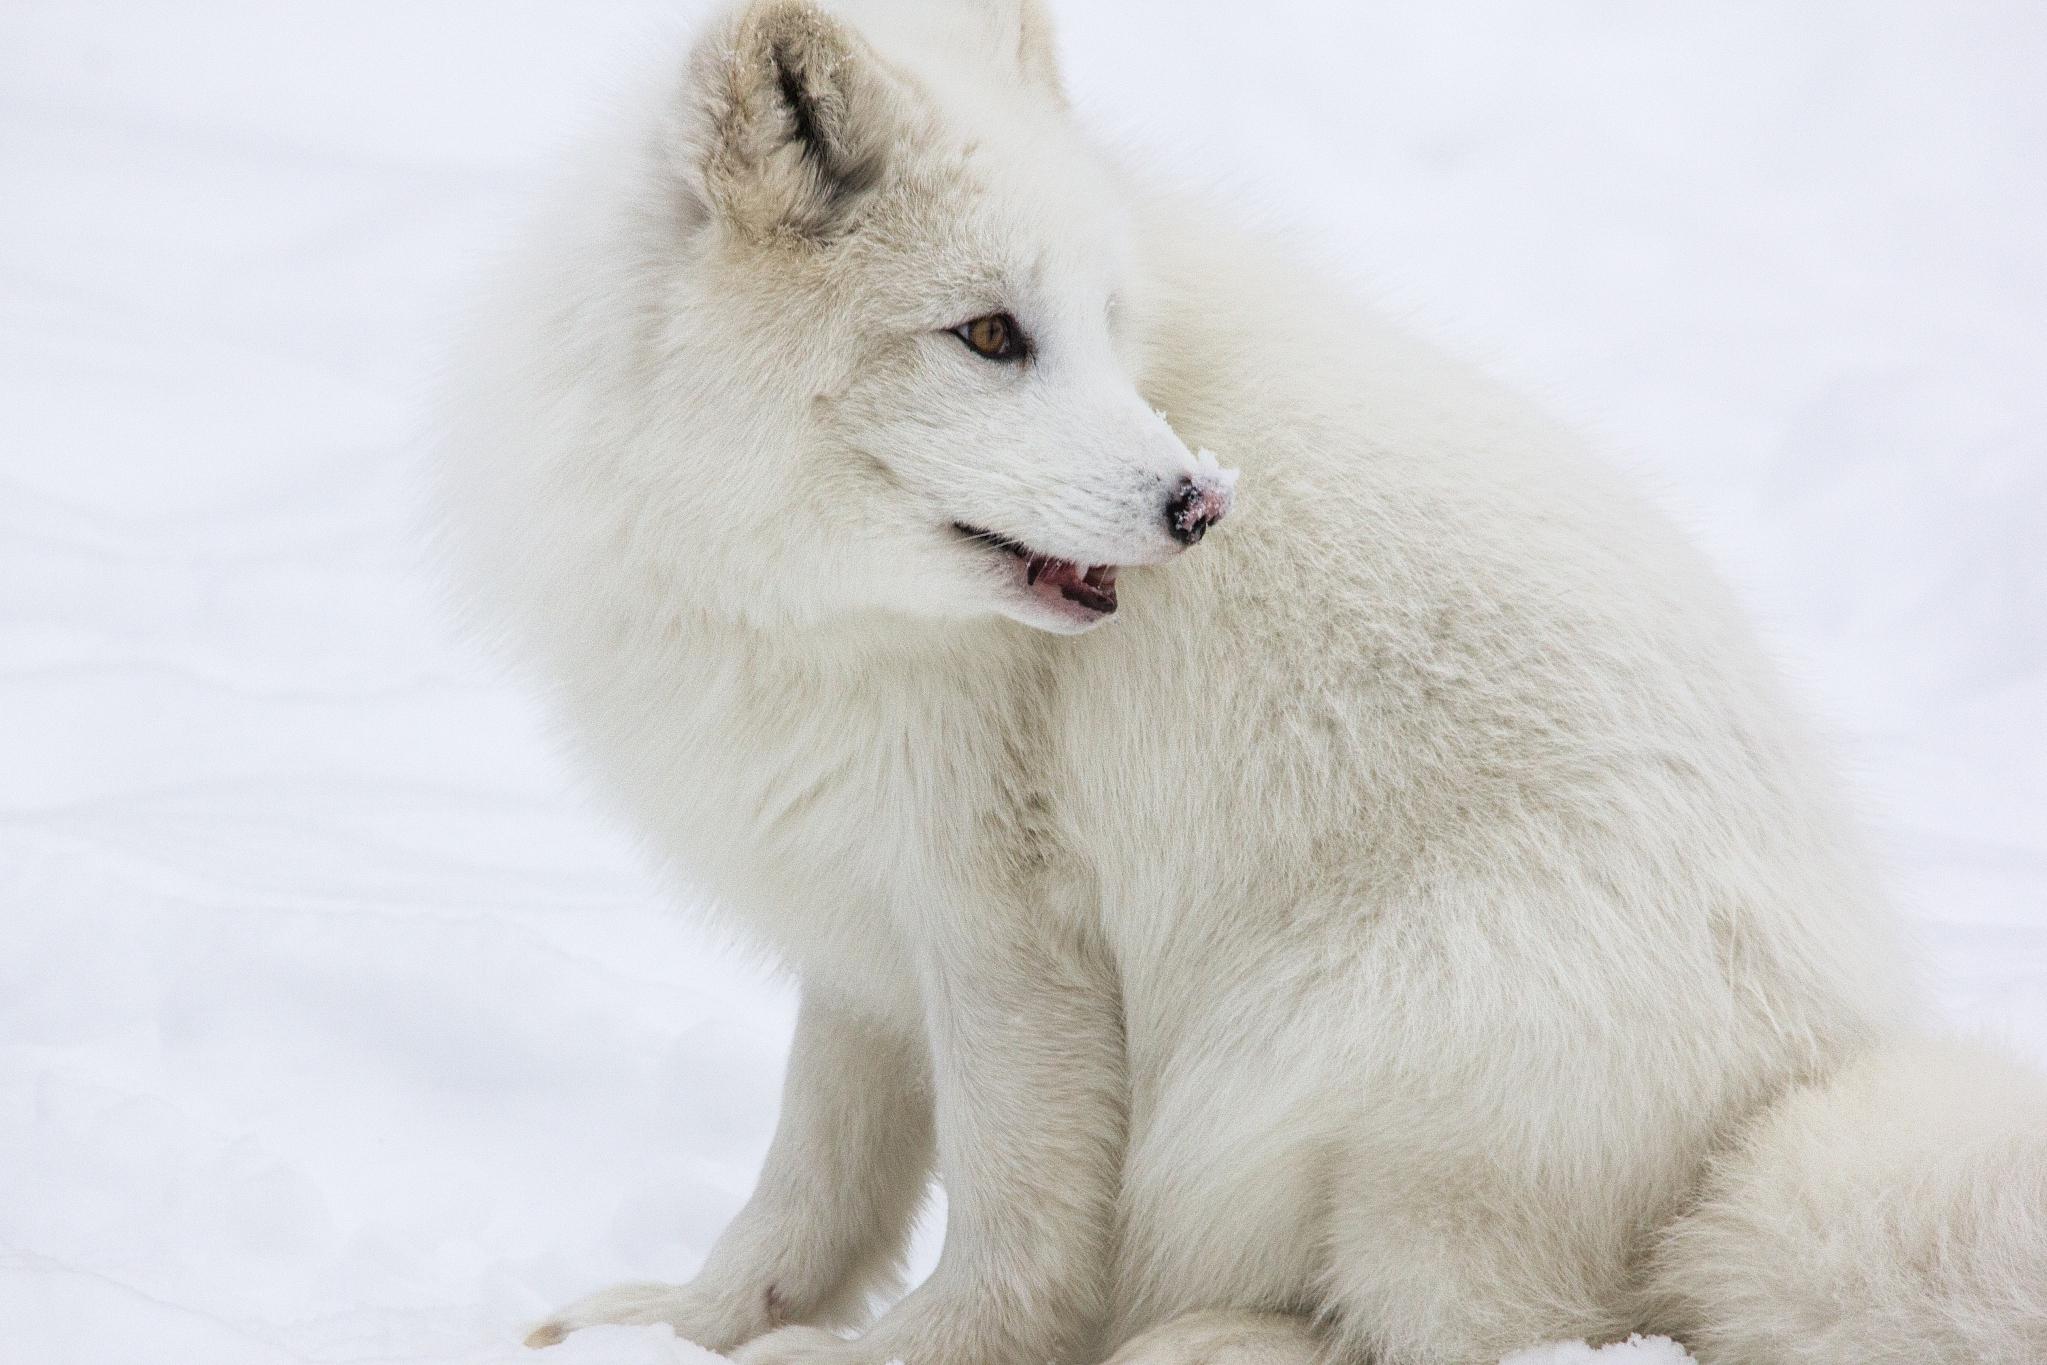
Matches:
[626,659,1028,1019]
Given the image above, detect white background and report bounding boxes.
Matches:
[3,2,2042,1362]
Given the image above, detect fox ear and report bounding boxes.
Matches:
[1003,0,1065,103]
[681,0,893,239]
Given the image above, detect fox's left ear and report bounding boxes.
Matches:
[679,0,899,240]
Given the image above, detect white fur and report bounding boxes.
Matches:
[1651,1037,2047,1362]
[435,2,2047,1362]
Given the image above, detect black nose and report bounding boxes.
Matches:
[1165,476,1230,546]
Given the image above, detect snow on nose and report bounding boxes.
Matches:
[1165,451,1237,546]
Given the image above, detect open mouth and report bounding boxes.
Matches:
[953,523,1120,617]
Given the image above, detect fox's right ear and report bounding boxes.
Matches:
[675,0,896,240]
[1000,0,1065,103]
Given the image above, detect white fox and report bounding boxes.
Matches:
[436,1,2047,1361]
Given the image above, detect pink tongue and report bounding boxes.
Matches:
[1027,556,1117,613]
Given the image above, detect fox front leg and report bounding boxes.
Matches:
[737,907,1125,1365]
[530,988,933,1353]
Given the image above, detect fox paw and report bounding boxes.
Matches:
[729,1313,1043,1365]
[525,1279,778,1353]
[730,1325,857,1364]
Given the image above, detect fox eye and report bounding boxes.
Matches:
[952,312,1029,362]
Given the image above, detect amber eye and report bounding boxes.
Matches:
[953,312,1028,362]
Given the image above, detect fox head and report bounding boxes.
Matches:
[494,0,1234,637]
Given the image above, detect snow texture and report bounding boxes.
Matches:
[1499,1338,1695,1365]
[2,2,2042,1363]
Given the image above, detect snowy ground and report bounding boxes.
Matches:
[3,2,2042,1363]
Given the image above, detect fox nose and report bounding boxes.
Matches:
[1165,474,1232,546]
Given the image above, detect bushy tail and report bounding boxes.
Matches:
[1651,1037,2047,1364]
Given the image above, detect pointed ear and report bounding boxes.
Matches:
[1005,0,1066,103]
[681,0,894,240]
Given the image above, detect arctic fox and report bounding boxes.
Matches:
[436,1,2047,1361]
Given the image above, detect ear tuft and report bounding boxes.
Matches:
[687,0,893,240]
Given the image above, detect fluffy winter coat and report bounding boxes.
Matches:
[436,2,2047,1361]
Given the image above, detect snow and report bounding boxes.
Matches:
[2,2,2042,1363]
[1500,1338,1694,1365]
